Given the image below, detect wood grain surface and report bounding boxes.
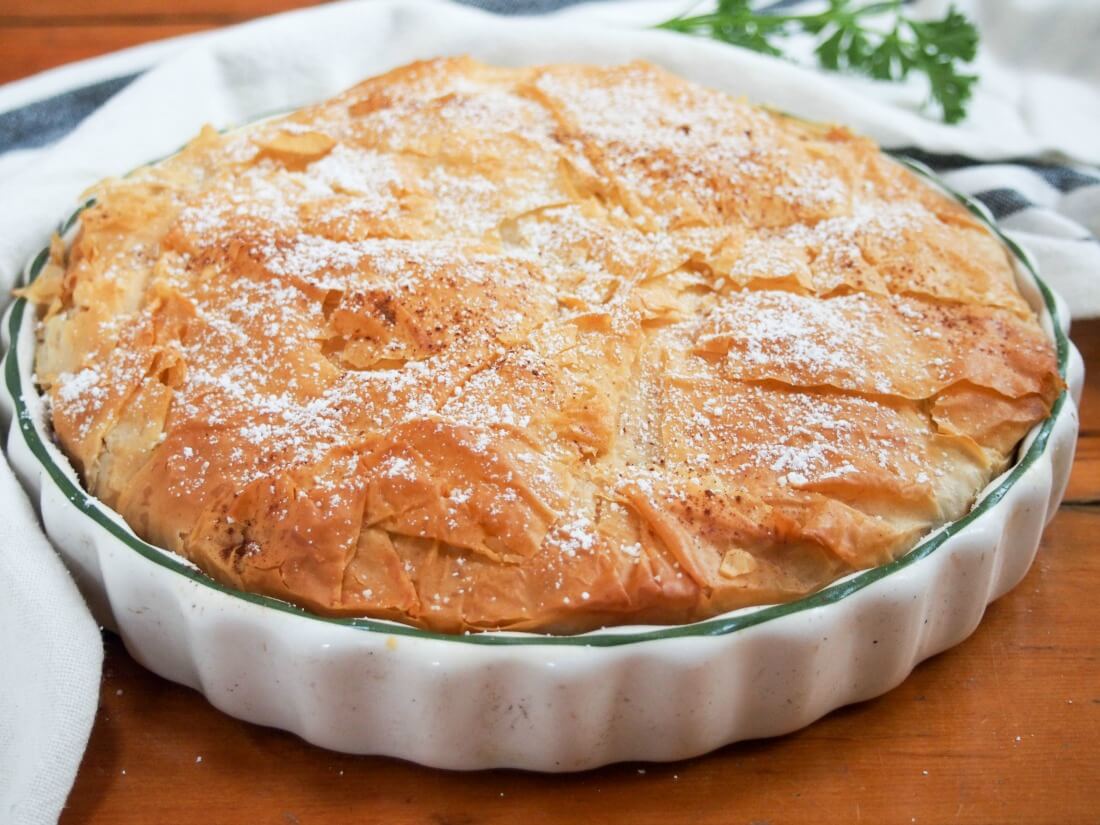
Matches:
[5,4,1098,823]
[0,2,323,85]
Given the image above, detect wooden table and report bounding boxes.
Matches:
[5,5,1099,823]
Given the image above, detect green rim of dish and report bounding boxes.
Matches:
[3,157,1069,647]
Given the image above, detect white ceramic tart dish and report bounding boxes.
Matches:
[1,66,1083,769]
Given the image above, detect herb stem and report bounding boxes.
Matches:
[653,0,979,123]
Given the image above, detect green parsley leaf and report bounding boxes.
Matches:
[654,1,981,124]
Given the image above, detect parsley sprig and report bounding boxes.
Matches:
[655,1,979,123]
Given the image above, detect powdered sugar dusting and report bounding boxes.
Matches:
[41,58,1046,628]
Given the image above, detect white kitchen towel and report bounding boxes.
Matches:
[0,459,102,825]
[0,1,1096,822]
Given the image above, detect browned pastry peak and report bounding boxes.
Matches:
[25,57,1061,633]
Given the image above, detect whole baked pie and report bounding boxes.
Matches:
[25,58,1061,633]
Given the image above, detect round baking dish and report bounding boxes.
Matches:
[0,152,1082,770]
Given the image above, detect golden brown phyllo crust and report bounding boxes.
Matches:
[25,58,1061,633]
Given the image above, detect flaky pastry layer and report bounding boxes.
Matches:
[26,59,1061,632]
